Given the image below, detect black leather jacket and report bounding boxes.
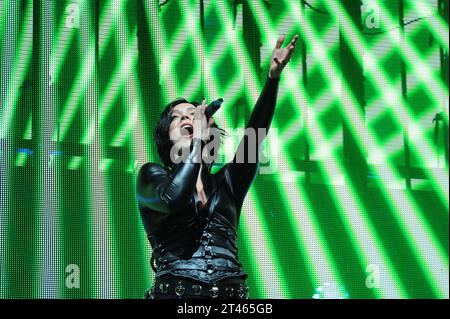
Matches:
[137,76,280,283]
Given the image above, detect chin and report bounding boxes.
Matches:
[175,138,191,149]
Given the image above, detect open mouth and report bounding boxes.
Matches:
[180,123,193,137]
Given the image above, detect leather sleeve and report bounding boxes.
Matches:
[137,138,203,213]
[227,76,280,206]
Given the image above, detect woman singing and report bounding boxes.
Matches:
[137,34,298,299]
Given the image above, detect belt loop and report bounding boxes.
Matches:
[237,284,248,298]
[159,282,169,294]
[175,281,186,298]
[192,284,203,296]
[209,283,219,298]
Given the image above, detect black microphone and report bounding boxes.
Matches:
[205,98,223,118]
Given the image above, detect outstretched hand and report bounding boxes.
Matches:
[269,34,299,80]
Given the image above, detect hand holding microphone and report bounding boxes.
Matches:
[193,97,222,141]
[203,98,223,139]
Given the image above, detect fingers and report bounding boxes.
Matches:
[275,33,285,49]
[275,34,299,66]
[290,34,299,47]
[285,35,299,60]
[275,33,298,49]
[195,98,206,118]
[273,57,282,66]
[207,117,215,128]
[204,98,209,114]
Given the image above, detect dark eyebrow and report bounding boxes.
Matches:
[172,107,195,115]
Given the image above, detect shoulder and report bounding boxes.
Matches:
[137,162,168,184]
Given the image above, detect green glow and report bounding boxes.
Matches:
[216,1,343,295]
[250,0,411,297]
[324,0,448,297]
[0,0,447,299]
[0,1,33,139]
[407,0,449,53]
[328,2,449,209]
[68,155,83,170]
[23,114,32,140]
[15,152,27,167]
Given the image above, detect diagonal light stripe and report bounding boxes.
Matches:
[251,0,410,298]
[279,0,448,297]
[212,1,347,297]
[407,0,449,51]
[0,1,34,139]
[375,1,448,120]
[38,0,60,298]
[79,0,116,298]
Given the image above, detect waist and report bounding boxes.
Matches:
[159,256,243,273]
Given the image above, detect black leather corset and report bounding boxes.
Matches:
[142,165,247,282]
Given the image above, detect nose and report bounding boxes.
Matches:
[180,114,191,121]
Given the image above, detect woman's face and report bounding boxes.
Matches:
[169,102,196,149]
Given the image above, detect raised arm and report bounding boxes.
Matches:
[227,34,299,206]
[226,77,279,206]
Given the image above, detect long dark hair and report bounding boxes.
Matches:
[155,98,226,171]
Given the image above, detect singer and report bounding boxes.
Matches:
[137,34,298,299]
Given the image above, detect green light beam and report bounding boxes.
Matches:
[79,0,117,298]
[325,0,449,209]
[49,0,85,87]
[159,0,288,297]
[0,1,34,139]
[374,1,449,121]
[279,0,448,297]
[213,1,346,296]
[251,0,413,297]
[407,0,449,51]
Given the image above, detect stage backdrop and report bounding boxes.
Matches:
[0,0,448,298]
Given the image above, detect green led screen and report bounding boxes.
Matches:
[0,0,448,298]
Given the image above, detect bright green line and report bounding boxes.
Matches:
[282,0,448,297]
[49,1,83,85]
[375,0,450,124]
[23,114,32,140]
[81,32,138,145]
[407,0,449,51]
[252,0,408,298]
[0,1,33,139]
[98,0,128,58]
[52,0,126,143]
[52,49,95,141]
[0,0,8,55]
[216,1,346,296]
[373,1,449,120]
[326,0,449,209]
[15,152,27,167]
[68,155,82,170]
[99,158,113,172]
